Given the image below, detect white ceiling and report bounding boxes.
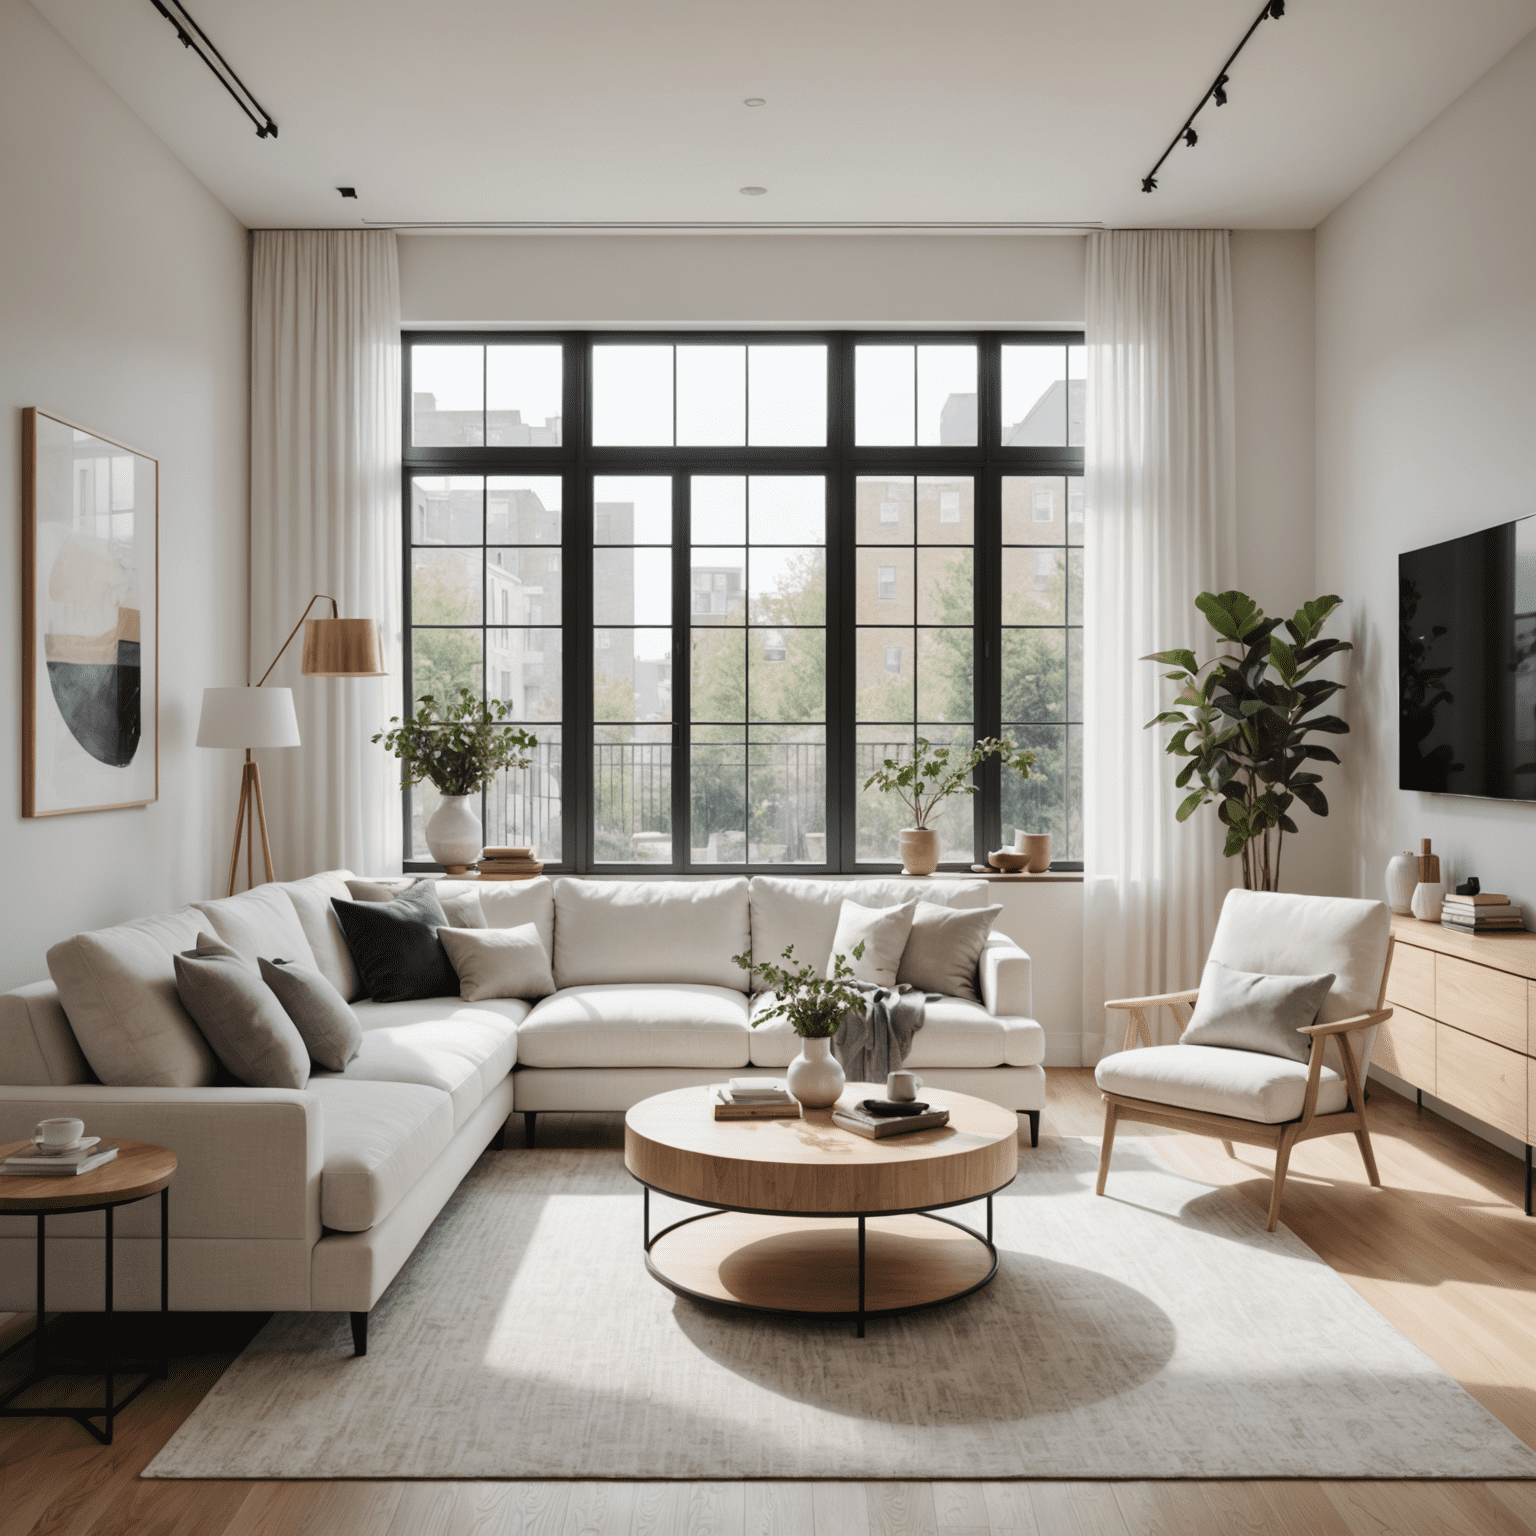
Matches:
[32,0,1536,231]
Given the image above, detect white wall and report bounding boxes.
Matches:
[1316,29,1536,913]
[399,233,1087,330]
[0,0,248,989]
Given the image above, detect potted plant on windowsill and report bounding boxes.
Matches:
[732,941,868,1107]
[864,736,1036,875]
[373,688,538,874]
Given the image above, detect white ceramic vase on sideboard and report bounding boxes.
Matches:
[425,793,483,874]
[1410,880,1445,922]
[786,1036,846,1109]
[1384,851,1418,914]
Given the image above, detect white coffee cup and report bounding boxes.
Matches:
[35,1117,84,1150]
[887,1071,924,1102]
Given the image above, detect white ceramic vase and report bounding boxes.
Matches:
[1385,851,1418,914]
[899,827,940,876]
[786,1036,846,1109]
[425,792,483,874]
[1410,880,1445,923]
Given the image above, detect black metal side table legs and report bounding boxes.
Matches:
[0,1186,169,1444]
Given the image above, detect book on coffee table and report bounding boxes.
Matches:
[1,1140,119,1176]
[831,1107,950,1139]
[711,1087,802,1120]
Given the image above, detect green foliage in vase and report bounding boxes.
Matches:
[732,942,868,1038]
[1145,590,1352,891]
[374,687,538,797]
[863,736,1035,830]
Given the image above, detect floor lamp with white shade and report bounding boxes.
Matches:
[198,595,386,896]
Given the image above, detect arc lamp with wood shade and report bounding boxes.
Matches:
[197,595,386,896]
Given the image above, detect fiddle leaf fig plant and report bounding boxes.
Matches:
[863,736,1035,830]
[1145,591,1352,891]
[373,687,538,797]
[732,943,868,1038]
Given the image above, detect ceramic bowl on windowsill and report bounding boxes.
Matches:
[987,850,1030,873]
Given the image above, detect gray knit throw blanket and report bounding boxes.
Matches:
[832,982,928,1087]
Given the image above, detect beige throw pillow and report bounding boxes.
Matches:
[1181,960,1337,1064]
[438,923,556,1002]
[897,902,1001,1002]
[825,899,918,988]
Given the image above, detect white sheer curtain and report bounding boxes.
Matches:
[250,230,402,880]
[1081,230,1238,1064]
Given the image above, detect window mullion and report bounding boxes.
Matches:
[671,473,690,873]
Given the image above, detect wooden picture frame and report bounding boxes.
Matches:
[22,408,159,816]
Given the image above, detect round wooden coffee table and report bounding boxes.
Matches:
[624,1084,1018,1336]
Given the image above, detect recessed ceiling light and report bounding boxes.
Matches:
[740,186,767,196]
[744,98,766,107]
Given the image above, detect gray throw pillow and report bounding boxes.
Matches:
[437,923,555,1002]
[259,957,363,1071]
[173,938,310,1089]
[896,902,1001,1003]
[1181,959,1337,1064]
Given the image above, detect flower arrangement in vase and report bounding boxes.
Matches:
[373,687,537,873]
[731,941,869,1107]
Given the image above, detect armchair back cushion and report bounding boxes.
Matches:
[553,879,750,991]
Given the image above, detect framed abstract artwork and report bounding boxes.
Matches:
[22,408,158,816]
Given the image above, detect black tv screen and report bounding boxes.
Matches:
[1400,514,1536,800]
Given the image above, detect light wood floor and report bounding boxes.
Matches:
[5,1069,1536,1535]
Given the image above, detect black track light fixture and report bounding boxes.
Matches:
[1139,0,1283,192]
[146,0,277,140]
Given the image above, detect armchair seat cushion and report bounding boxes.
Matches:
[1095,1043,1348,1125]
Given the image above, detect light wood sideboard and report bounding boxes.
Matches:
[1380,915,1536,1213]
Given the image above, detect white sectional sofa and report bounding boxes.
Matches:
[0,871,1045,1353]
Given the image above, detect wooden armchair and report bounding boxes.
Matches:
[1094,890,1395,1232]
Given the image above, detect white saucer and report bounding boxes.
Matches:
[30,1135,100,1156]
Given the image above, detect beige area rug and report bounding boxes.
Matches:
[145,1136,1536,1480]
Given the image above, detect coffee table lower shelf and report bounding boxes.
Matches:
[641,1189,999,1338]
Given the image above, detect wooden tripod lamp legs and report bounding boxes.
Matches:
[225,751,277,897]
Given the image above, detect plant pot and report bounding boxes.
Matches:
[1384,851,1418,914]
[1019,833,1052,873]
[899,827,940,877]
[786,1035,845,1109]
[425,792,483,874]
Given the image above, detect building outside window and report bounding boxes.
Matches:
[402,332,1083,871]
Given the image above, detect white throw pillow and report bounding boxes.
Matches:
[825,899,918,988]
[438,923,556,1002]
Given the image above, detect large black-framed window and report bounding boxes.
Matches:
[402,331,1083,874]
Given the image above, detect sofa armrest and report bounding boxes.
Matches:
[0,1086,322,1243]
[979,932,1032,1019]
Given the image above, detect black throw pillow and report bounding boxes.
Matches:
[330,882,459,1003]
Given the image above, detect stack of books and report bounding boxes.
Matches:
[2,1138,119,1177]
[1441,892,1525,932]
[712,1079,801,1120]
[832,1103,951,1139]
[476,846,544,881]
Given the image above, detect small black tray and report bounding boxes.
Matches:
[858,1099,931,1118]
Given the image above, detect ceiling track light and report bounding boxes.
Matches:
[146,0,278,140]
[1140,0,1283,193]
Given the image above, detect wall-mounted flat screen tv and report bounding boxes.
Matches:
[1400,514,1536,799]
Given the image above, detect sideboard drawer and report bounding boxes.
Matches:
[1436,954,1527,1052]
[1371,1006,1435,1092]
[1437,1023,1527,1141]
[1385,942,1435,1016]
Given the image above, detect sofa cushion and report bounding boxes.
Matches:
[316,998,524,1130]
[332,885,460,1004]
[346,877,485,930]
[747,877,988,982]
[1094,1042,1349,1124]
[552,879,751,992]
[897,902,1000,1004]
[519,984,751,1068]
[47,908,220,1088]
[191,883,318,970]
[259,957,363,1070]
[473,877,555,954]
[174,942,310,1089]
[307,1078,455,1232]
[747,991,1042,1069]
[280,870,361,1001]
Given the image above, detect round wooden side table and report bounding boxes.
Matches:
[625,1085,1019,1337]
[0,1138,177,1444]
